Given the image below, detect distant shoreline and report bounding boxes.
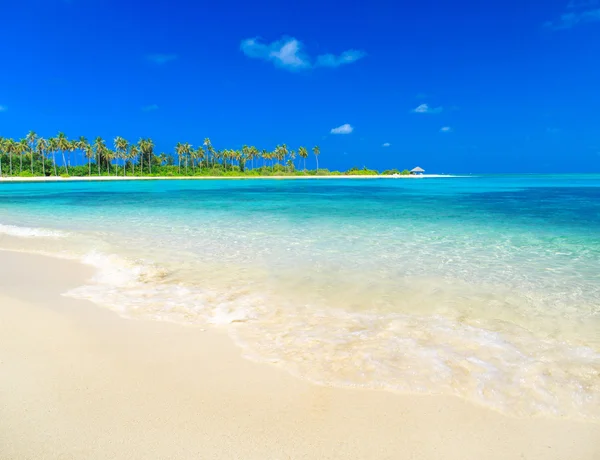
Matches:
[0,174,457,183]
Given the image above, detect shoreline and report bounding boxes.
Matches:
[0,174,457,183]
[1,248,599,459]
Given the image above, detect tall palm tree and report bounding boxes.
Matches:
[16,139,29,174]
[5,138,16,176]
[93,137,106,176]
[195,146,205,171]
[77,136,90,176]
[48,137,59,176]
[104,149,116,175]
[129,144,138,175]
[203,138,214,169]
[137,138,154,175]
[298,146,308,171]
[175,142,183,174]
[0,137,4,176]
[35,137,48,176]
[114,136,129,177]
[26,131,37,174]
[313,145,320,172]
[182,143,192,174]
[84,146,94,176]
[56,132,70,175]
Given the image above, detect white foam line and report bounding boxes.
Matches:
[0,223,70,239]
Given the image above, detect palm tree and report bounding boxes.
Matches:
[104,149,116,175]
[5,138,16,176]
[48,137,58,176]
[298,146,308,171]
[56,132,70,175]
[182,143,192,175]
[35,137,48,176]
[175,142,183,174]
[313,145,320,172]
[114,136,129,177]
[203,138,214,169]
[195,146,205,171]
[93,137,106,176]
[16,139,29,174]
[289,150,296,172]
[84,146,94,176]
[0,137,4,176]
[158,153,168,166]
[137,138,154,175]
[77,136,90,176]
[129,144,138,175]
[26,131,37,174]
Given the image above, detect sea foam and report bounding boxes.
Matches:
[0,223,70,239]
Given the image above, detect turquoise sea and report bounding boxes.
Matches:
[1,175,599,419]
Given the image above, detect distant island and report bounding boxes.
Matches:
[0,131,416,178]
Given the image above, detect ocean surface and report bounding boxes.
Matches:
[1,175,599,420]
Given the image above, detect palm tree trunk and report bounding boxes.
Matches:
[19,153,23,174]
[42,153,46,176]
[9,153,12,175]
[52,153,57,176]
[97,156,101,176]
[88,157,91,176]
[30,152,34,175]
[61,151,69,175]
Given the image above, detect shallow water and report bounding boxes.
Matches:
[1,175,599,419]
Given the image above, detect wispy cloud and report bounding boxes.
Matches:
[240,36,365,71]
[330,123,354,135]
[241,37,309,70]
[440,126,453,133]
[382,142,391,147]
[316,50,366,68]
[412,103,443,114]
[546,127,561,133]
[545,1,600,29]
[146,54,178,65]
[0,105,7,112]
[142,104,159,112]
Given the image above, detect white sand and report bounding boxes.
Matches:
[0,174,456,182]
[0,250,598,460]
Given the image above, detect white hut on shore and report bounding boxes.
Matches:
[410,167,425,175]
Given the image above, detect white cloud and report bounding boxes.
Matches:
[382,142,391,147]
[545,7,600,29]
[316,50,366,68]
[440,126,453,133]
[240,36,365,71]
[142,104,159,112]
[412,103,443,114]
[0,105,6,112]
[240,37,309,70]
[330,124,354,135]
[147,54,178,65]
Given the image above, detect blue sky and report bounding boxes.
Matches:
[1,0,599,173]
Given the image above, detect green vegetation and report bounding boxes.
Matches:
[0,132,408,178]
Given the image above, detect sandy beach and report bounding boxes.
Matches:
[0,249,598,460]
[0,174,455,183]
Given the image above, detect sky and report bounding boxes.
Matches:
[1,0,599,173]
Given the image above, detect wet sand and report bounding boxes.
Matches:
[0,250,598,460]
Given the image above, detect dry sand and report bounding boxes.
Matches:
[0,250,598,460]
[0,174,454,183]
